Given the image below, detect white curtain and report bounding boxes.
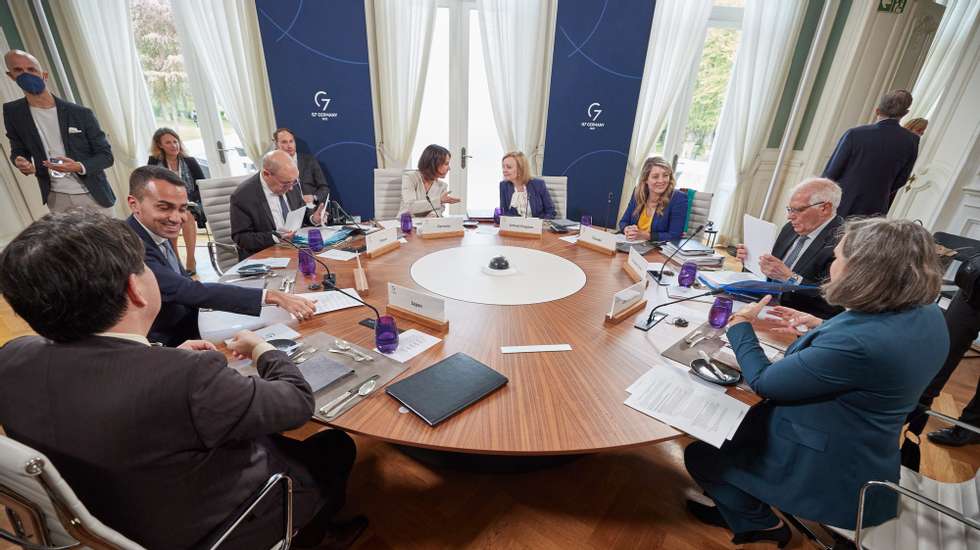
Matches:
[477,0,556,174]
[703,0,805,240]
[372,0,436,169]
[170,0,276,165]
[621,0,712,213]
[908,0,980,120]
[48,0,157,217]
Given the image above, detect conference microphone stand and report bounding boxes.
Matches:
[634,289,722,332]
[651,224,705,286]
[425,195,442,218]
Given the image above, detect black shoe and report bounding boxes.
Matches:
[686,499,729,529]
[294,515,369,550]
[927,426,980,447]
[732,520,792,548]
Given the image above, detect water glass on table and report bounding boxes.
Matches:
[375,315,399,353]
[708,297,734,329]
[298,248,316,276]
[308,229,323,252]
[678,261,698,287]
[493,207,502,226]
[400,211,413,234]
[581,214,592,227]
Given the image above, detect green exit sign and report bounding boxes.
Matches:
[878,0,908,13]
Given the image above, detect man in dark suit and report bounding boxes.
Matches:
[0,210,365,549]
[822,89,919,217]
[127,165,316,346]
[274,127,331,203]
[737,178,844,319]
[3,49,114,212]
[230,149,326,259]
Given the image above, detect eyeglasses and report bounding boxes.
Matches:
[785,201,827,215]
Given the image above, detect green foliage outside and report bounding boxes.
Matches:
[685,28,738,160]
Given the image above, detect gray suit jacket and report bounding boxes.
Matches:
[297,152,330,203]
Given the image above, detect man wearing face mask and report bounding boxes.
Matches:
[2,49,115,212]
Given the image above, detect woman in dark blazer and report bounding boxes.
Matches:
[618,156,687,241]
[498,151,555,219]
[684,218,949,547]
[147,128,206,274]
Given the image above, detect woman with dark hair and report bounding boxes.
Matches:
[684,218,949,546]
[147,128,206,275]
[399,144,460,217]
[618,156,687,241]
[498,151,555,219]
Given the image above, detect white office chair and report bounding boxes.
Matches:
[374,169,405,221]
[538,176,568,219]
[198,175,249,275]
[0,435,294,550]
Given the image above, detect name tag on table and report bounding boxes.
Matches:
[388,282,446,322]
[377,219,401,230]
[421,216,463,235]
[628,247,648,277]
[499,216,543,235]
[366,227,397,254]
[579,225,616,252]
[609,279,647,317]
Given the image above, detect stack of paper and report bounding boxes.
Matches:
[625,364,750,448]
[661,241,724,269]
[303,289,365,315]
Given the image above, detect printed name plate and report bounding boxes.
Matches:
[499,216,543,235]
[579,225,616,252]
[609,280,647,317]
[388,282,446,322]
[421,216,464,235]
[366,227,397,254]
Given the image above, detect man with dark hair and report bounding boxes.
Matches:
[274,127,331,203]
[822,89,919,218]
[127,165,316,346]
[0,209,365,549]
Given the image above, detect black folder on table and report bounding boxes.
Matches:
[385,352,508,426]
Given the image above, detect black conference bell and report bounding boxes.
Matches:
[488,256,510,271]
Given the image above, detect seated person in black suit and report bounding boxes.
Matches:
[126,165,315,346]
[231,150,327,259]
[736,177,844,319]
[0,210,365,549]
[274,127,331,204]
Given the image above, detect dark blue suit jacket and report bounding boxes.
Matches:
[822,118,918,217]
[498,178,556,219]
[127,215,262,346]
[3,96,115,207]
[725,304,948,528]
[618,189,687,240]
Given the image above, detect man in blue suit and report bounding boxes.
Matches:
[822,89,918,218]
[3,50,115,212]
[126,166,315,346]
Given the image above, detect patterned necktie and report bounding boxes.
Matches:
[160,241,181,273]
[782,235,809,270]
[278,194,290,222]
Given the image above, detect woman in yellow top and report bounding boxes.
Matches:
[618,156,688,241]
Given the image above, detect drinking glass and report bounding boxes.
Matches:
[678,261,698,287]
[375,315,399,353]
[307,229,323,252]
[581,214,592,227]
[493,207,502,226]
[298,248,316,276]
[400,211,413,234]
[708,297,734,329]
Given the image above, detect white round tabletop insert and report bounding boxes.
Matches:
[410,245,587,305]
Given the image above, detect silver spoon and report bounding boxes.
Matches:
[333,339,373,361]
[324,378,377,418]
[327,348,363,361]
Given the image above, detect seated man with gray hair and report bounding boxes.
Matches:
[736,177,844,318]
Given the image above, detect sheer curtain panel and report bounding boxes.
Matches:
[908,0,980,120]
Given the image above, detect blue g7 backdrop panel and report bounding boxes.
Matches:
[256,0,377,218]
[542,0,655,227]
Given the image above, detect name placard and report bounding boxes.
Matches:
[421,216,464,236]
[387,282,446,323]
[366,227,399,258]
[606,279,648,324]
[624,246,649,282]
[499,216,543,237]
[577,225,616,255]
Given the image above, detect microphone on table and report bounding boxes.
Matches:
[634,288,723,332]
[651,224,705,286]
[426,195,442,218]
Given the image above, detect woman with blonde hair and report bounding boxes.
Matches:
[147,127,206,275]
[618,156,687,241]
[498,151,555,219]
[903,117,928,136]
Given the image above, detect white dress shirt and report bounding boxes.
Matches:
[786,215,836,271]
[261,173,289,229]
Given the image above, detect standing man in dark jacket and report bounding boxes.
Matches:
[822,89,919,218]
[2,49,115,212]
[273,127,331,204]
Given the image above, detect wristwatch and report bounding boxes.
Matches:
[786,273,803,285]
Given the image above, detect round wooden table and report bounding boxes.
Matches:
[255,227,753,456]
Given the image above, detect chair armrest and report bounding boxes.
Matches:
[206,241,239,277]
[855,480,980,547]
[924,408,980,435]
[208,473,293,550]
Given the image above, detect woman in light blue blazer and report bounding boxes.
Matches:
[498,151,555,219]
[684,218,948,547]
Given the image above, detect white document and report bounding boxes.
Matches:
[699,270,763,288]
[609,280,647,317]
[499,216,543,235]
[614,233,646,244]
[304,289,364,315]
[578,225,617,252]
[283,206,307,232]
[254,322,300,341]
[398,237,408,244]
[198,307,295,343]
[743,214,777,277]
[366,227,398,254]
[500,344,572,354]
[624,365,750,448]
[388,282,446,322]
[377,219,401,230]
[375,329,441,363]
[421,216,463,235]
[559,235,579,244]
[317,249,358,261]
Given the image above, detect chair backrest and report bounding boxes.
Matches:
[199,174,249,272]
[0,434,144,549]
[539,176,568,219]
[374,169,405,221]
[680,188,713,235]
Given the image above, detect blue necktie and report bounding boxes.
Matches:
[160,241,181,274]
[782,235,809,270]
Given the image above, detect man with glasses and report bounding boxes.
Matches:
[231,149,326,259]
[736,177,844,318]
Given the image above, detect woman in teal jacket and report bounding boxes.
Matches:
[685,218,948,547]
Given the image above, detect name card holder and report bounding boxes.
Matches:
[623,247,647,282]
[353,254,369,294]
[498,216,543,238]
[605,280,648,325]
[576,226,616,256]
[366,227,400,259]
[420,217,465,239]
[386,283,449,332]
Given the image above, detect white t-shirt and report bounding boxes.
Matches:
[29,106,87,194]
